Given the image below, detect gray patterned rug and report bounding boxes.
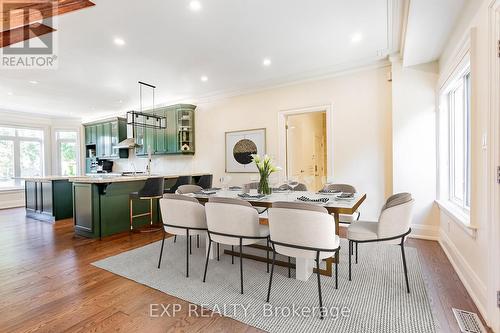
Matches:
[92,237,437,333]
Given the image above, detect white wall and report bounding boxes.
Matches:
[437,0,499,330]
[391,60,440,239]
[0,109,82,209]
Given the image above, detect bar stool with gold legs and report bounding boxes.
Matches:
[130,177,164,232]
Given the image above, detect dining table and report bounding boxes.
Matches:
[191,189,367,282]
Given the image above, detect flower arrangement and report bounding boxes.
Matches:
[251,154,281,195]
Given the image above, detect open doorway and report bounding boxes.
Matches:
[285,111,327,191]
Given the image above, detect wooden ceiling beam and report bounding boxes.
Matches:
[0,22,55,47]
[1,0,95,31]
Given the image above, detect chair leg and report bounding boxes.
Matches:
[129,199,133,231]
[401,240,410,293]
[149,198,153,226]
[202,240,212,282]
[335,249,339,289]
[288,256,291,278]
[266,249,276,302]
[355,242,358,264]
[197,234,200,248]
[266,238,269,273]
[174,235,177,243]
[217,243,220,261]
[189,236,192,255]
[316,251,324,319]
[348,240,352,281]
[239,238,244,294]
[157,231,166,269]
[231,245,234,264]
[186,230,190,278]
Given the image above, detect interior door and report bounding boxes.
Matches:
[286,112,327,191]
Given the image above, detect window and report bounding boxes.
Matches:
[447,70,471,209]
[56,131,78,176]
[0,126,44,189]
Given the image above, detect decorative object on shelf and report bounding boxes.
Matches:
[225,128,266,173]
[127,81,166,130]
[251,154,281,195]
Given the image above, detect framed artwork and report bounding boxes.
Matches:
[225,128,266,173]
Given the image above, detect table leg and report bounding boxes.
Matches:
[295,257,313,281]
[334,213,340,264]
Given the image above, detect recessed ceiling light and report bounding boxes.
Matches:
[189,0,202,11]
[29,80,38,84]
[113,37,125,46]
[351,33,363,43]
[7,92,13,96]
[262,58,272,66]
[200,75,208,82]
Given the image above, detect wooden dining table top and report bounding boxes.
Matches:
[191,190,366,215]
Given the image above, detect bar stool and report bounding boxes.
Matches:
[196,174,213,189]
[164,176,191,194]
[130,177,164,232]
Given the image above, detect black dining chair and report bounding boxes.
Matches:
[129,177,164,232]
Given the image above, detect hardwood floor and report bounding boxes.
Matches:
[0,207,491,333]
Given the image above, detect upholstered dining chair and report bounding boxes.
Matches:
[267,201,340,319]
[347,193,414,293]
[322,183,360,223]
[203,197,270,294]
[172,184,203,246]
[278,183,308,191]
[175,184,203,194]
[158,194,207,278]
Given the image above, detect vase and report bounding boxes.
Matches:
[258,175,271,195]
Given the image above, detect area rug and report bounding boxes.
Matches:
[92,237,437,333]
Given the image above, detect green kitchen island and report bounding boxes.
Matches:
[70,174,209,238]
[23,176,74,222]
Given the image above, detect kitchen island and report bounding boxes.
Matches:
[23,176,74,222]
[70,173,211,238]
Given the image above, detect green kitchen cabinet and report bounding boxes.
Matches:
[95,123,105,158]
[85,125,97,145]
[133,104,196,156]
[84,118,128,159]
[25,179,73,222]
[176,105,195,154]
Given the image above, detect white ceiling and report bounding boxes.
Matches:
[0,0,401,119]
[402,0,468,67]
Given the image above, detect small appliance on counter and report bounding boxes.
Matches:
[88,159,114,174]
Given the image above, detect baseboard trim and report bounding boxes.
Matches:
[438,229,489,327]
[408,224,439,241]
[0,200,24,210]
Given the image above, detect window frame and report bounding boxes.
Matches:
[55,130,79,176]
[445,67,471,213]
[0,125,45,189]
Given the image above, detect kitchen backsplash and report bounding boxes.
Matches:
[112,150,196,175]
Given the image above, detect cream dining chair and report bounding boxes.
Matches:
[347,193,414,293]
[158,194,207,278]
[172,184,203,247]
[203,197,270,294]
[267,201,340,319]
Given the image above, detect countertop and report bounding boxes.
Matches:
[68,173,210,184]
[19,176,76,182]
